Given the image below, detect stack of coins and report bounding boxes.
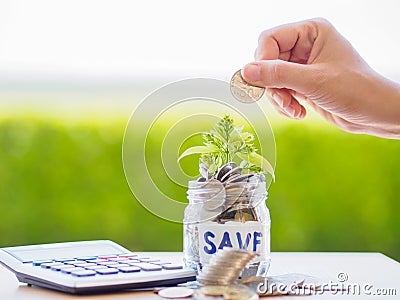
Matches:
[197,248,259,286]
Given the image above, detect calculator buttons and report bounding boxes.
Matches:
[91,259,107,264]
[114,263,130,268]
[139,258,160,263]
[31,253,184,277]
[54,258,75,263]
[118,254,137,258]
[71,270,97,277]
[51,265,74,271]
[97,261,118,266]
[97,255,118,260]
[41,263,64,269]
[71,261,88,266]
[135,256,150,260]
[78,263,96,268]
[84,265,106,270]
[75,256,97,261]
[61,267,85,274]
[127,259,140,263]
[32,260,53,266]
[131,263,162,271]
[109,258,130,262]
[162,264,183,270]
[118,266,141,273]
[64,260,80,265]
[96,268,119,275]
[155,261,173,266]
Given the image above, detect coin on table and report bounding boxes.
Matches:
[158,286,194,298]
[199,285,228,296]
[230,70,265,103]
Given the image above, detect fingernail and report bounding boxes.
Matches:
[286,106,295,117]
[273,94,284,108]
[299,110,306,119]
[242,63,260,82]
[295,109,303,119]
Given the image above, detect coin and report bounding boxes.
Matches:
[216,162,237,181]
[223,173,242,185]
[158,287,194,298]
[199,206,223,222]
[227,173,255,184]
[203,193,225,210]
[234,211,255,222]
[200,285,228,296]
[200,179,226,211]
[220,166,242,182]
[230,70,265,103]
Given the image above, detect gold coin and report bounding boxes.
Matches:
[200,285,228,296]
[234,211,255,222]
[230,70,265,103]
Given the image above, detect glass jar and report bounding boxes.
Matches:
[183,174,271,277]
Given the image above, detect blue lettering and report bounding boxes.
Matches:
[236,232,251,250]
[218,232,233,249]
[203,231,216,254]
[253,231,262,252]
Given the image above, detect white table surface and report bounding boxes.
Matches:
[1,252,399,299]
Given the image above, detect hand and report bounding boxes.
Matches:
[242,18,400,139]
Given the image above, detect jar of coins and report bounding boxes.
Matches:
[183,163,271,277]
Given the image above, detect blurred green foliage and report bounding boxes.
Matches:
[0,115,399,260]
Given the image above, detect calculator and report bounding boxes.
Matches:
[0,240,196,294]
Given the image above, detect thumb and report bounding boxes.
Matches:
[242,60,318,94]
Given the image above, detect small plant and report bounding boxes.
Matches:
[178,115,275,180]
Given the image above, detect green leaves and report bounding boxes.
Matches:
[178,115,275,180]
[178,145,218,161]
[237,152,275,181]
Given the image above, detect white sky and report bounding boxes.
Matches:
[0,0,399,83]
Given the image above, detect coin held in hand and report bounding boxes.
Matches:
[230,70,265,103]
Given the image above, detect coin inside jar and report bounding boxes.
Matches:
[230,70,265,103]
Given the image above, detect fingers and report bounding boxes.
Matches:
[267,88,306,119]
[241,60,308,119]
[242,60,322,95]
[305,99,366,134]
[269,96,294,119]
[255,18,323,63]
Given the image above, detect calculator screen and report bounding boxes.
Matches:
[5,243,124,262]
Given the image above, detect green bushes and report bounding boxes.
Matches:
[0,115,398,260]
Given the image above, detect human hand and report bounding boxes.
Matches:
[242,18,400,139]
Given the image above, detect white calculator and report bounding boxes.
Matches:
[0,240,196,294]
